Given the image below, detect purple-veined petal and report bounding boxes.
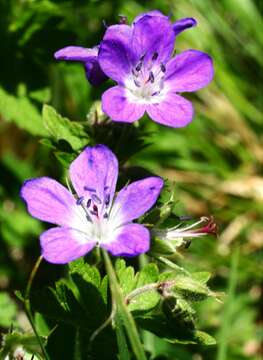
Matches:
[54,46,107,86]
[54,46,98,61]
[101,223,150,257]
[102,86,146,123]
[133,10,167,25]
[146,92,194,128]
[165,50,214,92]
[173,18,197,36]
[110,177,163,225]
[21,177,79,227]
[84,61,108,86]
[40,227,96,264]
[131,15,175,65]
[98,25,135,83]
[69,145,118,209]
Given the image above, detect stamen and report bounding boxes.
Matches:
[178,215,193,221]
[87,199,92,208]
[86,214,92,222]
[84,186,96,192]
[103,213,109,219]
[104,186,109,191]
[90,204,99,217]
[134,79,141,87]
[152,91,160,96]
[160,63,166,73]
[105,194,110,206]
[148,71,155,83]
[135,61,143,72]
[140,54,145,61]
[132,69,139,77]
[152,52,158,61]
[92,193,102,204]
[76,196,84,205]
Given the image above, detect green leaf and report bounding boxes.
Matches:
[192,272,212,284]
[0,86,48,136]
[194,330,216,345]
[42,104,88,151]
[115,259,137,296]
[0,331,47,359]
[0,292,17,328]
[69,259,101,288]
[170,275,210,301]
[128,264,160,313]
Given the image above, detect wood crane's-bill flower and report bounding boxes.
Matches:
[99,11,213,127]
[21,145,163,264]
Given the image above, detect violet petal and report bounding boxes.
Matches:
[40,227,96,264]
[55,46,107,86]
[173,17,197,36]
[98,24,135,83]
[54,46,98,61]
[69,145,118,206]
[101,86,146,123]
[133,10,167,25]
[165,49,214,92]
[131,14,175,65]
[111,176,164,225]
[21,177,78,227]
[146,92,194,128]
[101,223,150,257]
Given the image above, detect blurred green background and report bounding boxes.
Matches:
[0,0,262,359]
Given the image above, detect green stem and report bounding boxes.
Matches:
[24,256,50,360]
[102,250,147,360]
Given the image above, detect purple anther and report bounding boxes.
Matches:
[87,198,92,208]
[105,193,110,206]
[152,52,158,61]
[83,186,96,192]
[148,71,155,83]
[135,61,143,72]
[103,213,109,219]
[160,63,166,73]
[92,193,102,204]
[134,79,141,87]
[76,196,84,205]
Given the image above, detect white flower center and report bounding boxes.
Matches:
[125,52,167,104]
[72,190,121,244]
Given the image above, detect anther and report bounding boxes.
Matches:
[83,186,96,192]
[152,52,158,61]
[160,63,166,73]
[87,199,92,208]
[76,196,84,205]
[135,61,143,72]
[105,194,110,206]
[104,186,109,191]
[103,213,109,219]
[148,71,155,83]
[134,79,141,88]
[92,193,102,204]
[152,91,160,96]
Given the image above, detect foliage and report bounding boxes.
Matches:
[0,0,262,360]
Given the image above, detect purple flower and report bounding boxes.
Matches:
[98,12,213,127]
[21,145,163,264]
[54,45,107,86]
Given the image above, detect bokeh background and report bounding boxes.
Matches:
[0,0,262,359]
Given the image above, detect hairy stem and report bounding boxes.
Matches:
[102,250,147,360]
[24,256,50,360]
